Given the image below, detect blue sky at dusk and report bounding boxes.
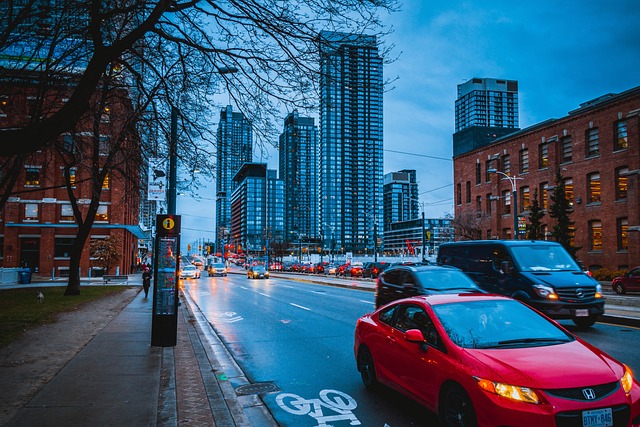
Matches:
[178,0,640,249]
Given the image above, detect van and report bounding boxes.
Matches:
[436,240,604,327]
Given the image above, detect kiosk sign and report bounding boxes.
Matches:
[151,215,181,347]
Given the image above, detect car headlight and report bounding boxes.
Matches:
[595,283,603,298]
[532,284,558,300]
[475,377,540,404]
[621,364,634,394]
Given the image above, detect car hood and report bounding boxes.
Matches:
[520,271,597,288]
[465,341,622,389]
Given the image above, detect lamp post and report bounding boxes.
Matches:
[323,223,335,263]
[487,169,523,240]
[291,230,303,262]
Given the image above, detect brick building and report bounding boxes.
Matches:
[453,86,640,271]
[0,77,144,279]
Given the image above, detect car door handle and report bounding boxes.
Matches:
[386,335,396,344]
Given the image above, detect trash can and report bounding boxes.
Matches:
[18,268,32,284]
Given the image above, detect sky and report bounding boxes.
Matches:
[177,0,640,250]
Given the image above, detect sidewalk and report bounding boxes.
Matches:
[3,275,276,427]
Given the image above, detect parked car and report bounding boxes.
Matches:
[354,293,640,427]
[362,261,390,278]
[375,264,482,308]
[207,263,227,277]
[348,261,365,277]
[179,264,201,279]
[437,240,605,328]
[247,265,269,279]
[612,266,640,294]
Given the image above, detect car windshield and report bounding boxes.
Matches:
[432,299,574,349]
[184,266,196,270]
[211,263,225,268]
[511,245,580,272]
[414,269,480,292]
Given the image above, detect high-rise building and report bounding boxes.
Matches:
[453,77,520,156]
[279,111,319,242]
[215,105,253,252]
[230,163,284,256]
[383,170,419,232]
[318,31,383,255]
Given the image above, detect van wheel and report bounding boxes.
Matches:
[573,315,597,328]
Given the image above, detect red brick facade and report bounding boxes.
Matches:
[0,81,142,279]
[453,87,640,270]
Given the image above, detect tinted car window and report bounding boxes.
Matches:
[378,305,397,326]
[382,269,404,285]
[413,269,480,292]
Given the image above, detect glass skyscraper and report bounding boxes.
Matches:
[383,170,419,232]
[279,111,319,243]
[318,31,383,254]
[215,105,253,252]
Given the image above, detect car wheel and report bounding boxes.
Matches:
[573,315,597,328]
[614,283,626,294]
[441,385,477,427]
[357,346,377,388]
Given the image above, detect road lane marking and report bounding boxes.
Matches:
[360,300,373,304]
[290,303,311,311]
[260,292,271,298]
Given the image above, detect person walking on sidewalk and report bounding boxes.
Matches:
[142,267,152,298]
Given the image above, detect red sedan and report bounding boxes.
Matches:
[354,294,640,427]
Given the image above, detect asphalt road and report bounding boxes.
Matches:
[183,273,640,427]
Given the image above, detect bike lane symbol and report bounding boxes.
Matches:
[276,389,361,427]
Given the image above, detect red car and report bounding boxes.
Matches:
[612,266,640,294]
[354,294,640,427]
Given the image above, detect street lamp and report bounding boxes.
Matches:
[409,197,427,263]
[322,223,335,263]
[291,230,303,262]
[487,168,523,240]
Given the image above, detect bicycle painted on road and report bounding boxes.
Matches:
[276,389,361,426]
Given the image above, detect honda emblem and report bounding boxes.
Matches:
[582,388,596,400]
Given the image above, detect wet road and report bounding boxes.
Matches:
[183,272,640,427]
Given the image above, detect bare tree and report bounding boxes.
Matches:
[451,207,487,241]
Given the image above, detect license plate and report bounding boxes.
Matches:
[575,309,589,317]
[582,408,613,427]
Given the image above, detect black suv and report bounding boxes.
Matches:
[374,264,483,308]
[362,261,391,278]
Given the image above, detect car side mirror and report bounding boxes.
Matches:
[405,329,428,352]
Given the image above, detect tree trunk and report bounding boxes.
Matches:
[64,224,93,296]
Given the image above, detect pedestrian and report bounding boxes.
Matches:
[142,267,152,298]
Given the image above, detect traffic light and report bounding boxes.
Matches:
[187,244,191,252]
[198,244,202,252]
[207,245,211,254]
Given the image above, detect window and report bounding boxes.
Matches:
[539,143,549,168]
[540,182,548,210]
[485,193,492,215]
[589,220,602,251]
[564,178,574,205]
[102,173,109,190]
[486,229,492,239]
[465,181,471,204]
[519,149,529,174]
[0,95,8,117]
[586,128,599,157]
[99,135,110,156]
[501,155,510,175]
[62,134,75,153]
[476,196,482,217]
[62,168,76,187]
[456,183,462,205]
[95,205,109,222]
[54,237,75,258]
[520,186,530,211]
[617,218,628,251]
[25,167,40,186]
[614,120,628,150]
[25,203,39,221]
[485,160,493,182]
[587,172,601,204]
[561,136,572,163]
[60,204,74,221]
[502,190,511,214]
[475,163,481,185]
[616,167,628,200]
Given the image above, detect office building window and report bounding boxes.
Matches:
[485,193,492,215]
[25,203,39,221]
[465,181,471,204]
[485,160,493,182]
[561,136,572,163]
[614,120,628,150]
[519,149,529,174]
[475,163,481,185]
[564,178,574,205]
[520,186,530,211]
[95,205,109,222]
[60,204,74,221]
[539,143,549,169]
[456,183,461,205]
[617,218,628,251]
[25,167,40,186]
[589,220,602,251]
[62,168,76,187]
[540,182,548,210]
[616,167,628,200]
[501,155,510,175]
[102,174,109,190]
[54,237,75,258]
[476,195,482,217]
[587,172,601,204]
[586,128,599,157]
[502,190,511,214]
[486,229,492,239]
